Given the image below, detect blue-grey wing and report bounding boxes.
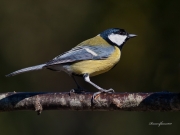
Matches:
[46,45,115,66]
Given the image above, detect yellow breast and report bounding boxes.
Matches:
[70,46,121,77]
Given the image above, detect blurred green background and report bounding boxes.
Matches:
[0,0,180,135]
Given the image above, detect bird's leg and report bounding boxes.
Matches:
[72,75,81,89]
[83,73,114,99]
[70,75,86,93]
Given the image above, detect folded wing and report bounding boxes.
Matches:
[46,45,115,66]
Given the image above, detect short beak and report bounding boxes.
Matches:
[128,34,137,38]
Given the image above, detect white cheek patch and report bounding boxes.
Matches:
[108,34,127,46]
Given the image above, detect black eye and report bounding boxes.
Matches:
[119,31,126,35]
[115,30,126,35]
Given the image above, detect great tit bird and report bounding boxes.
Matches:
[6,28,136,99]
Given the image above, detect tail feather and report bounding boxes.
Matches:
[6,64,46,77]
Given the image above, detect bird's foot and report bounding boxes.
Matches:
[69,87,86,95]
[99,88,114,93]
[92,88,114,102]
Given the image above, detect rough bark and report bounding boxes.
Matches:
[0,92,180,114]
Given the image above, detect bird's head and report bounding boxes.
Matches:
[100,28,137,49]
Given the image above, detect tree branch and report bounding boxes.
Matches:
[0,91,180,114]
